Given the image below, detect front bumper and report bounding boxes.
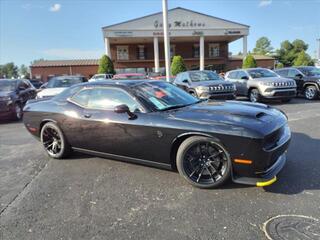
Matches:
[0,102,15,120]
[232,153,286,186]
[198,92,236,100]
[262,88,296,99]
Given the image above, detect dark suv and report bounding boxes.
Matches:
[0,79,37,120]
[275,66,320,100]
[173,70,236,100]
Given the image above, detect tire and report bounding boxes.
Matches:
[13,103,23,120]
[40,122,71,159]
[176,136,231,189]
[249,88,261,103]
[304,86,318,100]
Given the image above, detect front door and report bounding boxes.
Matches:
[235,71,249,96]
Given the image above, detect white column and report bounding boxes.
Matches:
[200,36,205,71]
[104,37,111,59]
[162,0,171,82]
[243,35,248,56]
[153,37,160,73]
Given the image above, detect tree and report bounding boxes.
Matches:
[276,39,312,67]
[19,64,30,79]
[0,62,18,78]
[171,55,187,75]
[98,55,115,74]
[275,62,284,69]
[253,37,273,55]
[242,54,257,68]
[293,51,314,66]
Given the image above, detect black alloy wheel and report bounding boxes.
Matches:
[304,86,318,100]
[40,122,71,159]
[176,136,231,188]
[249,89,260,103]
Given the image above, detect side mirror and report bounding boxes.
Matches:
[114,104,137,120]
[40,84,46,89]
[241,76,249,80]
[182,79,189,84]
[295,73,303,79]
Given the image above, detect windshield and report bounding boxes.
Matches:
[0,80,16,91]
[133,81,199,111]
[247,69,278,79]
[47,77,83,88]
[189,71,222,82]
[297,67,320,77]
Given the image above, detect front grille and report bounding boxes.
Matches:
[264,126,285,150]
[210,84,234,92]
[273,81,294,87]
[0,102,9,112]
[274,91,296,97]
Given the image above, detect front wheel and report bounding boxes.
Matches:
[304,86,318,100]
[13,103,23,120]
[40,122,71,159]
[249,89,261,103]
[176,136,231,188]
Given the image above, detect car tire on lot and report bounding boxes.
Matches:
[176,136,231,188]
[304,86,318,100]
[249,88,261,103]
[40,122,71,159]
[13,103,23,120]
[189,90,198,98]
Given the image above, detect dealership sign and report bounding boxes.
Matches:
[154,20,205,29]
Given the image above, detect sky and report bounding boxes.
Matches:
[0,0,319,66]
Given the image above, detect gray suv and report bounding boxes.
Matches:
[174,70,236,100]
[225,68,296,102]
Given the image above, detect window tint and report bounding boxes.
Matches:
[18,80,29,90]
[87,88,140,112]
[227,71,238,79]
[288,69,300,78]
[189,71,221,82]
[71,89,90,106]
[236,71,248,80]
[276,69,288,77]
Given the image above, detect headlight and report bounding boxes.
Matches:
[197,86,210,91]
[262,82,274,86]
[0,96,13,105]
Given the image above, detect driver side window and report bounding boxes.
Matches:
[288,69,300,78]
[237,71,249,80]
[87,87,141,112]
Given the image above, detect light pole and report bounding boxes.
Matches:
[162,0,171,82]
[317,38,320,62]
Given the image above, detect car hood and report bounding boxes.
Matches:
[255,77,293,83]
[37,88,66,97]
[166,101,287,138]
[190,80,233,87]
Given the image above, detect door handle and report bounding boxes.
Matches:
[84,114,91,118]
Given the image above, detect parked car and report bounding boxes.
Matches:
[151,76,176,82]
[89,73,113,82]
[275,66,320,100]
[225,68,296,103]
[29,79,44,89]
[0,79,36,120]
[113,73,147,80]
[173,70,236,100]
[23,80,290,189]
[36,75,87,99]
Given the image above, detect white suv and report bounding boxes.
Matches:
[89,74,113,82]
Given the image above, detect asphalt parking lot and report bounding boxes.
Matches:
[0,98,320,240]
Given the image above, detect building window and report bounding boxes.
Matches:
[193,44,200,58]
[170,45,175,57]
[209,43,220,58]
[117,46,129,60]
[137,45,145,60]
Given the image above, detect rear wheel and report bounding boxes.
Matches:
[176,136,231,188]
[249,88,261,103]
[40,122,71,159]
[304,86,318,100]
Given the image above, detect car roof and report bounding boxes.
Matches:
[78,79,160,88]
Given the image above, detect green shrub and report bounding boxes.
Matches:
[242,54,257,68]
[171,55,187,75]
[275,62,284,69]
[98,54,115,74]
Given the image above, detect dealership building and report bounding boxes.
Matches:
[31,7,275,81]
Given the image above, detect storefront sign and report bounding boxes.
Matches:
[114,31,133,37]
[154,20,205,29]
[224,30,241,35]
[192,31,204,36]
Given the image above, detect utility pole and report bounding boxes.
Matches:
[317,38,320,62]
[162,0,171,82]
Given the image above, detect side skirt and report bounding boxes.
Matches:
[72,147,172,170]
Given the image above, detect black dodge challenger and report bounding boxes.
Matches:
[23,80,291,188]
